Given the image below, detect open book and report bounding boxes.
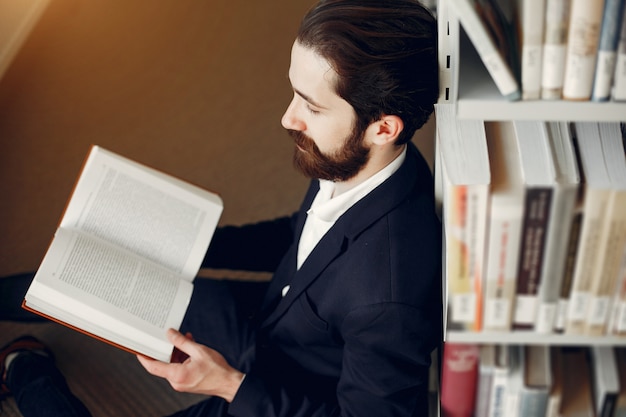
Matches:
[22,146,223,362]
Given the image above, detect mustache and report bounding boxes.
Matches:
[287,129,316,151]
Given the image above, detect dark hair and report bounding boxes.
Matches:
[297,0,438,145]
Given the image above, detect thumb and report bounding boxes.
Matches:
[167,328,197,358]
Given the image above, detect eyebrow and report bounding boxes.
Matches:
[294,88,328,110]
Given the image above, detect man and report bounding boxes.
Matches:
[1,0,441,415]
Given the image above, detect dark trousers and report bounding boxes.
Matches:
[5,276,269,417]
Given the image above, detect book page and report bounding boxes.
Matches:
[60,146,223,280]
[29,228,193,344]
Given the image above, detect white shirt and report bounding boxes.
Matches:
[296,146,407,270]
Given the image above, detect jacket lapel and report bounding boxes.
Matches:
[259,143,422,328]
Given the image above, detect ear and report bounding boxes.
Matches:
[369,115,404,145]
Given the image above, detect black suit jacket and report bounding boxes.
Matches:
[205,142,442,416]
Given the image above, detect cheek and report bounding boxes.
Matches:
[308,118,353,154]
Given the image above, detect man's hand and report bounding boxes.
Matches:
[136,328,244,402]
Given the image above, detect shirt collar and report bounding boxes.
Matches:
[308,145,407,223]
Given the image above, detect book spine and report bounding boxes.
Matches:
[555,210,583,332]
[585,191,626,336]
[449,0,521,100]
[519,0,546,100]
[565,189,612,335]
[441,343,480,417]
[609,247,626,335]
[612,7,626,101]
[541,0,571,99]
[483,199,524,332]
[445,184,486,331]
[513,188,552,330]
[591,0,626,101]
[535,186,578,333]
[562,0,606,100]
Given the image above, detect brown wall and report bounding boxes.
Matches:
[0,0,435,276]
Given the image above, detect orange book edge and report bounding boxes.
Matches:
[20,299,173,362]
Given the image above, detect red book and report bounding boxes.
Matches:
[441,343,480,417]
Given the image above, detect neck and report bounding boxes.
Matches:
[333,143,406,196]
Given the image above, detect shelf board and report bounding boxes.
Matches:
[446,330,626,346]
[453,28,626,121]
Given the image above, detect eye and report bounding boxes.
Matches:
[306,105,320,115]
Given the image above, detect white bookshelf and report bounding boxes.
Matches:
[455,37,626,121]
[438,2,626,123]
[447,331,626,346]
[437,0,626,345]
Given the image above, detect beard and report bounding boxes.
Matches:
[288,126,370,182]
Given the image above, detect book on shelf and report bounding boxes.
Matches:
[615,347,626,417]
[437,104,491,331]
[613,7,626,102]
[482,121,525,332]
[503,345,523,417]
[22,146,224,362]
[590,346,620,417]
[560,348,594,417]
[582,123,626,336]
[511,121,555,331]
[564,122,616,335]
[535,121,580,334]
[487,345,512,417]
[519,345,551,417]
[555,189,584,332]
[515,0,546,100]
[475,345,496,417]
[609,248,626,336]
[591,0,626,102]
[545,346,564,417]
[441,343,480,417]
[540,0,571,100]
[562,0,606,101]
[448,0,521,100]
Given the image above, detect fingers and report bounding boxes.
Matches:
[167,328,198,357]
[136,354,171,378]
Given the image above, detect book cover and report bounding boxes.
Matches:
[449,0,521,100]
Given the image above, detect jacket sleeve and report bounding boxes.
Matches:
[227,300,441,417]
[201,215,297,272]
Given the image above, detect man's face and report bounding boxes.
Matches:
[281,41,370,182]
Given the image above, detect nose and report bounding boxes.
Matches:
[281,96,306,131]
